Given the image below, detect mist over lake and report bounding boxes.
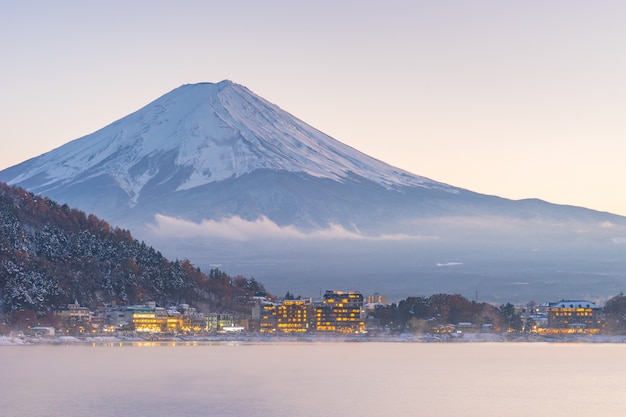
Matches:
[2,342,625,417]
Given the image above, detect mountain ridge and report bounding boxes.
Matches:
[2,80,626,302]
[3,80,623,232]
[1,81,453,211]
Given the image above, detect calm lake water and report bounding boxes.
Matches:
[1,341,625,416]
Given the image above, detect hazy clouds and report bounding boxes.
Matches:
[147,214,431,242]
[146,213,626,246]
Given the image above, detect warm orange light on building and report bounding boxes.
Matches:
[259,302,277,333]
[315,291,365,333]
[128,306,181,333]
[277,299,309,333]
[537,300,602,335]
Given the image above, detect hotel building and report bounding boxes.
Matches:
[315,290,365,333]
[205,313,235,332]
[545,300,602,333]
[53,303,91,323]
[256,301,278,333]
[277,299,310,333]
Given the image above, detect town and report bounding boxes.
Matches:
[14,289,626,340]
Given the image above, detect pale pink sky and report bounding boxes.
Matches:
[2,1,626,215]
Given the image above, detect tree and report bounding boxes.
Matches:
[209,268,231,285]
[498,303,522,332]
[373,303,398,329]
[604,293,626,334]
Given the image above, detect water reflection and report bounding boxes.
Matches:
[2,343,626,417]
[90,340,244,348]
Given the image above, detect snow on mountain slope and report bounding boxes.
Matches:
[3,80,456,207]
[4,80,626,303]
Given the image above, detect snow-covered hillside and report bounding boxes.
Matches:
[3,80,626,302]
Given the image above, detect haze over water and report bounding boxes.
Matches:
[1,342,624,416]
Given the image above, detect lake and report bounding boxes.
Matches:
[1,341,625,416]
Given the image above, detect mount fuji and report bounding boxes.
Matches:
[1,81,460,230]
[2,80,626,302]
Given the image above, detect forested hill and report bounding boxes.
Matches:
[0,182,265,316]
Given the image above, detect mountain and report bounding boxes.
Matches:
[0,182,264,316]
[0,80,462,230]
[2,80,626,302]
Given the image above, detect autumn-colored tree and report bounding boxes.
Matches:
[0,182,270,318]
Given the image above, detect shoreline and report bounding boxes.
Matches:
[3,332,626,346]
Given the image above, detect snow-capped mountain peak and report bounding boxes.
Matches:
[4,81,626,305]
[4,81,454,206]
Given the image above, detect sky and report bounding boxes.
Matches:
[2,1,626,216]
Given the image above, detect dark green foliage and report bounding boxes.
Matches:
[498,302,523,331]
[375,293,513,331]
[0,183,260,316]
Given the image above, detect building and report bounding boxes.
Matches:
[205,313,235,332]
[277,299,310,333]
[545,300,602,333]
[125,304,181,333]
[366,293,388,305]
[178,305,206,333]
[315,290,365,333]
[253,301,277,333]
[53,303,91,323]
[53,302,92,333]
[29,326,55,336]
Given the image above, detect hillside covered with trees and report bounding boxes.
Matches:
[0,182,266,320]
[374,293,523,332]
